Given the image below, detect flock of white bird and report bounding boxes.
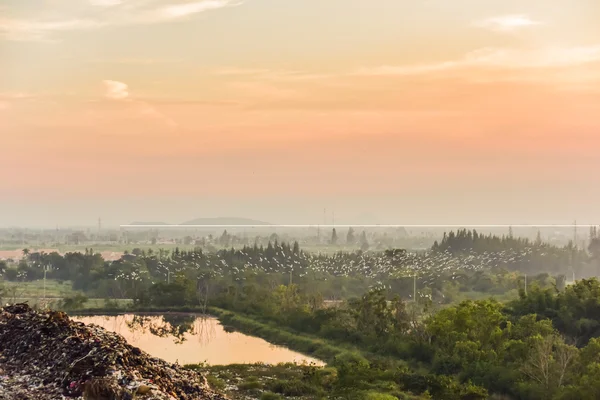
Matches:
[111,246,560,294]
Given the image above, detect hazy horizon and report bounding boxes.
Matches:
[2,0,599,228]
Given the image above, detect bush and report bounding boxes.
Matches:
[3,268,18,281]
[267,379,318,396]
[260,392,283,400]
[103,298,120,310]
[206,375,226,391]
[238,379,262,391]
[58,294,88,311]
[364,392,399,400]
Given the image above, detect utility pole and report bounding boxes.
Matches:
[413,273,417,302]
[43,265,48,301]
[289,268,293,286]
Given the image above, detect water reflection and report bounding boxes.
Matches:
[72,314,324,366]
[125,314,215,345]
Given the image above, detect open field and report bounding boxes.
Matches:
[0,239,433,255]
[0,279,132,308]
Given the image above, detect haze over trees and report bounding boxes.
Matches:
[2,228,600,399]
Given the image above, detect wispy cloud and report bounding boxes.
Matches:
[0,92,40,110]
[214,67,272,76]
[214,68,333,82]
[0,0,243,41]
[137,103,178,128]
[89,0,122,7]
[159,0,237,18]
[88,58,184,65]
[0,18,103,41]
[100,80,178,128]
[103,80,129,100]
[473,15,543,33]
[0,92,38,100]
[354,46,600,76]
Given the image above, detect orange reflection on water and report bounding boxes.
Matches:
[72,314,324,366]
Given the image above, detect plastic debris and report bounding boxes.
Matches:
[0,304,227,400]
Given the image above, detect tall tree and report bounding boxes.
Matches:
[346,227,356,245]
[360,231,369,251]
[535,230,543,246]
[331,228,338,245]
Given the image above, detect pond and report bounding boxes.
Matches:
[72,314,324,366]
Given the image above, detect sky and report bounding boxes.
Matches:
[1,0,599,227]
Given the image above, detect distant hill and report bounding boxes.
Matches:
[180,217,271,226]
[129,221,169,226]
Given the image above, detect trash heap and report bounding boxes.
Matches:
[0,304,227,400]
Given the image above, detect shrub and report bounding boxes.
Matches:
[260,392,283,400]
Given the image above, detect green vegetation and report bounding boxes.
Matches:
[186,362,426,400]
[2,228,600,399]
[193,278,600,400]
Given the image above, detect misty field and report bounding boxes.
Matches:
[0,279,132,308]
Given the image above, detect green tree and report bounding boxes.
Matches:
[360,231,369,251]
[347,227,356,245]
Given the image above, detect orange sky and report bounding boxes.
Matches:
[1,0,599,226]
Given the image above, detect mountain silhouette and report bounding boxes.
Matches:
[180,217,271,226]
[129,221,168,225]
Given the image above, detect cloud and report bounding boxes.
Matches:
[87,58,184,65]
[99,80,178,128]
[159,0,237,18]
[354,45,600,76]
[0,92,38,100]
[103,80,129,100]
[473,14,543,33]
[137,102,179,128]
[0,0,243,41]
[213,68,333,82]
[0,101,9,110]
[89,0,122,6]
[0,18,103,41]
[214,67,272,76]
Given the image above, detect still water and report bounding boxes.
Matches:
[73,314,324,366]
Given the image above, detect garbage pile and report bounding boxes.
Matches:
[0,304,227,400]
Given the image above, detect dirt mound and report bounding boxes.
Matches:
[0,304,227,400]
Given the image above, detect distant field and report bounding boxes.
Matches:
[0,242,430,256]
[1,243,382,255]
[0,279,132,308]
[3,279,76,298]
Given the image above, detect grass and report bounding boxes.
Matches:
[185,362,333,400]
[1,279,133,309]
[186,362,426,400]
[3,279,75,298]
